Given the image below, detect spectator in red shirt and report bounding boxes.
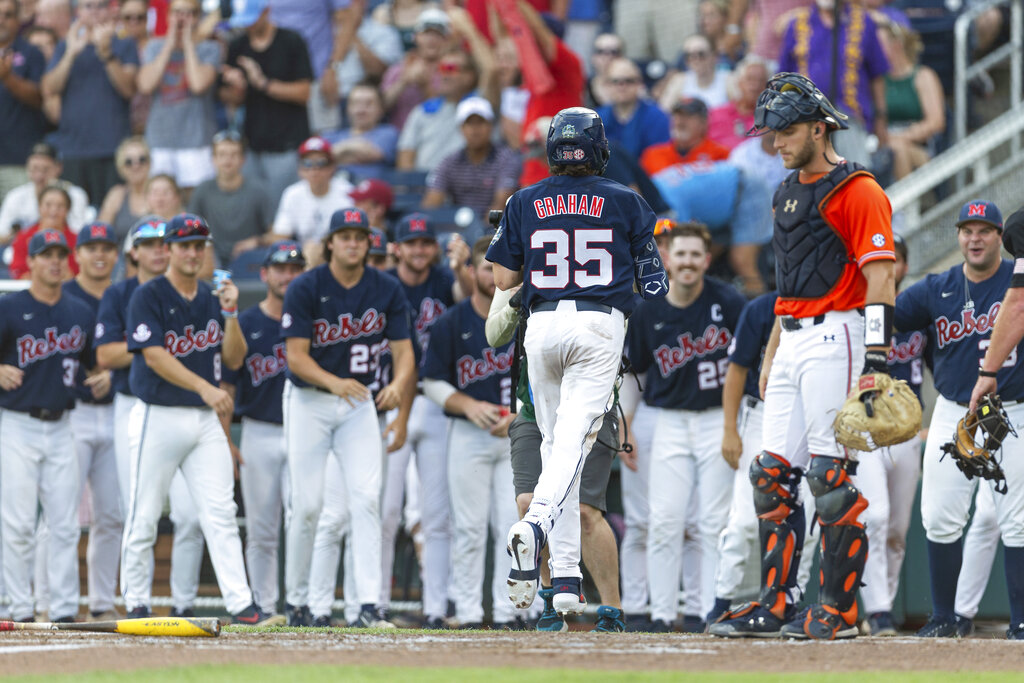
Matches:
[640,97,730,176]
[9,183,78,279]
[707,55,770,150]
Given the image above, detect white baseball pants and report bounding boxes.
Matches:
[308,452,364,620]
[955,484,1000,618]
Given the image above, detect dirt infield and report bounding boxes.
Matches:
[1,629,1023,676]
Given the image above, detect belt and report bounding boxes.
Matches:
[957,398,1024,408]
[780,314,826,331]
[743,395,762,410]
[28,407,66,421]
[532,300,613,315]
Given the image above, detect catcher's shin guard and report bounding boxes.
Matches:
[806,456,869,623]
[750,451,804,619]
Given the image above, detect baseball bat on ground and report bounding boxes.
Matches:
[0,616,221,637]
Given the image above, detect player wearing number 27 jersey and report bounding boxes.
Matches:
[487,107,667,616]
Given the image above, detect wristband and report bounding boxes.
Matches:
[979,369,998,378]
[864,302,894,347]
[221,307,238,319]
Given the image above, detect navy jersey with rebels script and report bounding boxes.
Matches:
[895,260,1024,402]
[727,291,777,400]
[281,265,411,389]
[627,277,747,410]
[888,329,927,403]
[421,298,513,416]
[0,289,94,412]
[486,174,658,315]
[225,305,287,424]
[127,277,225,407]
[386,265,453,359]
[95,277,140,396]
[63,279,114,406]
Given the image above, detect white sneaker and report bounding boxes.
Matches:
[507,520,544,609]
[551,578,587,616]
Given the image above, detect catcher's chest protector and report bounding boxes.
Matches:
[772,162,871,300]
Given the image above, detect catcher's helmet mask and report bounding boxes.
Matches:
[547,107,611,175]
[749,72,850,137]
[940,395,1018,494]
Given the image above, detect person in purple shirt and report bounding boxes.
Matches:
[595,57,671,160]
[778,0,890,166]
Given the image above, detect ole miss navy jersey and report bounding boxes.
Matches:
[421,298,514,416]
[895,260,1024,402]
[0,289,94,413]
[1002,207,1024,288]
[486,174,658,315]
[888,328,927,404]
[627,278,747,410]
[126,276,227,407]
[386,265,453,359]
[63,279,114,406]
[727,291,778,400]
[95,277,140,396]
[281,265,411,389]
[225,305,288,424]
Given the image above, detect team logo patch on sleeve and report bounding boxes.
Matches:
[871,233,886,247]
[95,323,105,339]
[132,324,151,342]
[1015,258,1024,274]
[282,313,293,329]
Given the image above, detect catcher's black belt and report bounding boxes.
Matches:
[780,314,825,331]
[532,300,613,315]
[957,398,1024,408]
[27,407,66,421]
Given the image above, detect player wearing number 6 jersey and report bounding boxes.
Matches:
[486,107,668,615]
[626,223,747,630]
[281,207,415,628]
[0,230,94,623]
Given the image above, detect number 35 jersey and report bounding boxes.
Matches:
[627,277,747,411]
[485,174,658,315]
[281,264,411,389]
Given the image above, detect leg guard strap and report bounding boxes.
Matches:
[750,452,805,618]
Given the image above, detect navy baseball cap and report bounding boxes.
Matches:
[129,215,167,247]
[368,228,388,256]
[29,229,69,256]
[327,207,371,235]
[394,212,435,243]
[264,240,306,266]
[955,200,1003,230]
[77,222,117,247]
[164,213,212,243]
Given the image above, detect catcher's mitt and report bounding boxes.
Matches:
[833,373,922,452]
[940,395,1017,494]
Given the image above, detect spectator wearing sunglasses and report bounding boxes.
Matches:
[657,35,731,112]
[272,136,354,256]
[0,142,90,244]
[0,0,46,201]
[136,0,219,195]
[584,33,624,108]
[595,57,670,160]
[97,136,153,243]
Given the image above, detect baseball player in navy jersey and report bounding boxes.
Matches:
[220,241,306,616]
[421,237,525,628]
[367,229,393,270]
[898,199,1024,640]
[857,234,927,636]
[62,223,120,620]
[626,223,747,631]
[95,217,205,619]
[378,213,469,627]
[0,230,95,623]
[122,213,279,626]
[486,107,668,614]
[712,73,896,640]
[281,207,415,628]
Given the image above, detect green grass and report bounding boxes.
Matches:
[8,667,1024,683]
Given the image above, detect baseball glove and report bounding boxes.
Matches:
[940,395,1016,494]
[833,373,922,452]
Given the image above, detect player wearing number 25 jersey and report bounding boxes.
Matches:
[0,230,94,624]
[626,223,747,629]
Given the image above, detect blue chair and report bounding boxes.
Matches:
[418,206,487,241]
[227,247,269,280]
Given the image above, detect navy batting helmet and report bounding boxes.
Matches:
[749,72,849,136]
[546,107,610,175]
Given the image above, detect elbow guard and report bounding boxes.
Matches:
[634,237,668,299]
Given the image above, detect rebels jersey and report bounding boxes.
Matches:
[727,291,778,400]
[895,260,1024,402]
[486,174,659,315]
[282,265,411,389]
[95,277,140,396]
[226,305,287,425]
[127,276,227,407]
[628,278,747,410]
[421,298,513,416]
[1002,207,1024,287]
[63,279,113,406]
[386,265,453,360]
[0,289,94,413]
[889,328,927,404]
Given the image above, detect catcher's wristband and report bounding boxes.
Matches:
[979,369,998,378]
[864,302,894,347]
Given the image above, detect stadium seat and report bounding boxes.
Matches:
[227,247,268,280]
[420,206,488,241]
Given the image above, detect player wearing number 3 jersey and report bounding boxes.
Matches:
[281,207,415,628]
[486,107,668,615]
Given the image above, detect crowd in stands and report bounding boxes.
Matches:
[0,0,1007,296]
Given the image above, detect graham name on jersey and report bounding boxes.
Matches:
[654,325,732,377]
[532,193,606,220]
[935,302,999,348]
